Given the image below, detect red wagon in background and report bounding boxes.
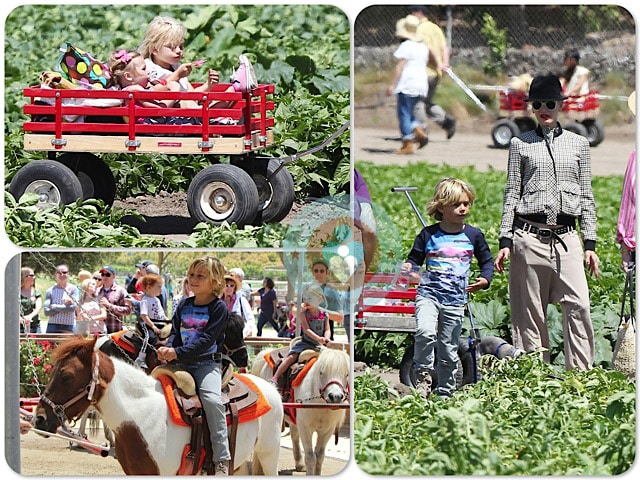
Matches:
[491,88,605,149]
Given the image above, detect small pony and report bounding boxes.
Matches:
[252,344,349,475]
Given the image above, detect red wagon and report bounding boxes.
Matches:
[11,82,296,227]
[491,88,605,149]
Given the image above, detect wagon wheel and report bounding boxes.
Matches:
[581,119,605,147]
[251,158,296,225]
[58,153,116,206]
[491,119,520,149]
[399,341,467,390]
[563,121,589,138]
[8,160,83,208]
[187,164,259,226]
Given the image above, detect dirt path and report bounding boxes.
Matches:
[353,111,635,177]
[16,423,349,476]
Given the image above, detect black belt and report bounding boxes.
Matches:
[514,218,572,251]
[193,352,223,363]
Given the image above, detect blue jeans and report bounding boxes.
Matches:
[184,360,230,462]
[396,93,422,140]
[46,322,75,334]
[413,296,464,397]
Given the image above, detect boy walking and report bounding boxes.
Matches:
[401,178,493,398]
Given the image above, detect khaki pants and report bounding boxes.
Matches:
[509,228,594,370]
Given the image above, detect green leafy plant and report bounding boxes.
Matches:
[355,354,636,475]
[479,13,510,77]
[4,4,350,247]
[19,340,55,398]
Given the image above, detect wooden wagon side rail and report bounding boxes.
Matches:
[23,83,275,155]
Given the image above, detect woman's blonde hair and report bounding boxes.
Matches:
[139,16,187,59]
[80,278,98,303]
[187,256,225,297]
[426,178,476,221]
[20,267,35,288]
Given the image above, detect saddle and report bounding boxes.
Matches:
[267,343,320,403]
[151,362,258,475]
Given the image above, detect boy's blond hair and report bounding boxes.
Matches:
[426,178,476,221]
[187,256,226,297]
[139,16,187,60]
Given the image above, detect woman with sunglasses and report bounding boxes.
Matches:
[20,267,42,334]
[494,74,599,372]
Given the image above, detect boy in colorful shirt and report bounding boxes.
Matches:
[401,178,493,398]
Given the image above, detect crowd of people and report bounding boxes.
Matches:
[19,258,351,343]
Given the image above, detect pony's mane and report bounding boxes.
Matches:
[51,337,95,363]
[316,348,349,375]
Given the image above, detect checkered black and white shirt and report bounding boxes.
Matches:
[498,125,597,247]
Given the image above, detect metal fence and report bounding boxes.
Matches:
[354,5,636,85]
[355,5,635,50]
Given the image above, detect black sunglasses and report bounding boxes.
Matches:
[101,272,112,277]
[531,100,558,111]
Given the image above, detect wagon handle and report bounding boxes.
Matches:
[267,121,350,180]
[391,187,426,227]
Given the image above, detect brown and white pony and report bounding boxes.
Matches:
[35,338,282,475]
[252,346,349,475]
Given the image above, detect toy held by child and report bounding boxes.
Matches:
[401,178,493,399]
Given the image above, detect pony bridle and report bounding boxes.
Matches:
[223,343,247,357]
[39,352,101,431]
[318,379,350,400]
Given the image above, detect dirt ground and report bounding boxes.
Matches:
[16,422,349,476]
[353,104,635,177]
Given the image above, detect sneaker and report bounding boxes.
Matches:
[230,54,258,93]
[214,460,229,476]
[414,370,432,399]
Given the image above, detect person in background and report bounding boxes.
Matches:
[158,256,231,476]
[310,259,344,340]
[222,273,255,338]
[43,264,79,334]
[77,270,92,284]
[387,14,432,155]
[401,178,493,399]
[560,49,590,97]
[229,267,253,309]
[97,265,132,333]
[270,284,332,388]
[20,267,42,334]
[135,273,170,369]
[617,91,636,272]
[171,276,194,317]
[252,277,279,336]
[494,74,598,372]
[409,5,457,140]
[77,278,108,336]
[145,263,169,314]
